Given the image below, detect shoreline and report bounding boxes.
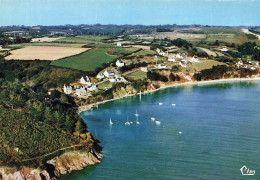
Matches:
[78,76,260,113]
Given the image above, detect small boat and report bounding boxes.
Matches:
[134,109,139,117]
[125,116,131,125]
[136,121,140,125]
[151,117,156,121]
[178,131,182,134]
[155,121,161,125]
[109,118,113,125]
[172,104,176,106]
[159,102,163,105]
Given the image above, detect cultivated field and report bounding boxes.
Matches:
[126,70,147,80]
[51,48,118,71]
[5,46,89,61]
[31,37,62,42]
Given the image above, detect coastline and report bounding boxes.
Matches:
[78,76,260,113]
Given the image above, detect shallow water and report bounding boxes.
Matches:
[61,80,260,180]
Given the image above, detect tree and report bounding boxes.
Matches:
[75,120,87,133]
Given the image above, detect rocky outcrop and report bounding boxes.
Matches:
[0,143,103,180]
[46,148,102,178]
[0,167,50,180]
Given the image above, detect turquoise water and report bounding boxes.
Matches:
[61,81,260,180]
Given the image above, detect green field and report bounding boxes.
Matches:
[98,81,112,90]
[187,60,226,72]
[126,70,147,80]
[107,47,140,55]
[134,49,156,56]
[51,48,118,71]
[55,36,110,43]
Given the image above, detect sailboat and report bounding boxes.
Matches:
[136,116,140,125]
[155,121,161,125]
[109,118,113,125]
[172,104,176,106]
[159,102,163,105]
[125,116,131,125]
[134,109,139,117]
[139,90,142,101]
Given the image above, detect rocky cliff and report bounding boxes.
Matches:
[0,136,103,180]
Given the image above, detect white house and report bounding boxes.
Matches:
[64,84,73,94]
[109,76,117,82]
[156,48,161,54]
[80,76,92,86]
[179,60,187,67]
[140,67,148,72]
[88,84,97,91]
[237,61,243,66]
[117,42,122,47]
[75,86,86,96]
[97,73,105,79]
[190,56,200,63]
[159,52,166,56]
[220,46,229,52]
[116,59,125,67]
[158,64,167,69]
[176,53,183,59]
[104,70,115,78]
[168,55,176,62]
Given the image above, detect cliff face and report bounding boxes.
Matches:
[0,140,103,180]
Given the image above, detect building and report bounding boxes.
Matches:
[117,42,122,47]
[156,48,161,54]
[159,52,166,56]
[140,67,148,72]
[108,76,117,82]
[179,60,187,67]
[47,89,55,95]
[80,76,92,86]
[220,46,229,52]
[176,53,183,59]
[64,84,73,94]
[97,73,105,79]
[190,56,199,63]
[3,31,29,37]
[88,84,97,91]
[75,86,86,96]
[104,70,115,78]
[116,59,125,67]
[158,64,167,69]
[237,61,243,66]
[168,55,176,62]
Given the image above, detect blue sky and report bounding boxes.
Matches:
[0,0,259,26]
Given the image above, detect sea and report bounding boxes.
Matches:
[61,80,260,180]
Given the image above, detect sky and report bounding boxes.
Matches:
[0,0,259,26]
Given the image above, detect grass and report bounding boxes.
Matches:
[98,81,112,90]
[54,36,110,43]
[187,60,226,72]
[107,47,140,55]
[51,48,118,71]
[134,49,156,56]
[126,70,147,80]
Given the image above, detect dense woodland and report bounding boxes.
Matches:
[0,59,88,165]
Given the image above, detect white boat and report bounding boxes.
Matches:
[155,121,161,125]
[109,118,113,125]
[151,117,156,121]
[139,90,142,101]
[134,109,139,117]
[125,116,131,125]
[136,121,140,125]
[178,131,182,134]
[159,102,163,105]
[172,104,176,106]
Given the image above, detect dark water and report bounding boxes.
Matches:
[61,80,260,180]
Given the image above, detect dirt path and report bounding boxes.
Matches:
[242,28,260,40]
[198,47,224,57]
